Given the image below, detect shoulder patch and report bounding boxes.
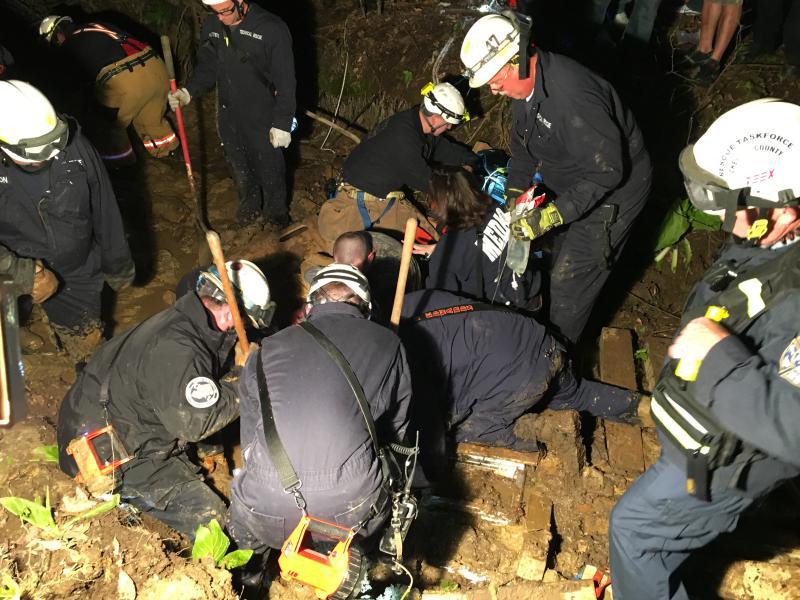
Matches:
[185,376,220,408]
[779,336,800,388]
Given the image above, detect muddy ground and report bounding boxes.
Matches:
[2,1,800,599]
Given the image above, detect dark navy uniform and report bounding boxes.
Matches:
[0,121,134,333]
[343,107,476,198]
[427,205,541,310]
[228,301,411,553]
[508,50,652,342]
[399,290,638,455]
[609,239,800,600]
[186,5,296,225]
[56,292,241,537]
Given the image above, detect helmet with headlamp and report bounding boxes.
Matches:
[196,259,275,329]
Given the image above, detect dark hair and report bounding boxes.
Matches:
[429,167,493,231]
[333,231,373,263]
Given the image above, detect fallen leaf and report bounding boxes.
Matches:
[118,569,136,600]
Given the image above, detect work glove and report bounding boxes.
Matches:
[105,263,136,292]
[510,203,564,241]
[31,260,58,304]
[167,87,191,111]
[269,127,291,149]
[504,187,525,211]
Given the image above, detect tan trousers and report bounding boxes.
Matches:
[94,51,178,161]
[317,186,439,248]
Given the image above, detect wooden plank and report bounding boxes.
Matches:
[456,442,539,466]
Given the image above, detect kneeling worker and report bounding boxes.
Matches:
[318,83,477,245]
[400,289,647,454]
[57,260,273,537]
[228,264,411,558]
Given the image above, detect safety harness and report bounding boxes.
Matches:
[74,24,156,86]
[651,241,800,500]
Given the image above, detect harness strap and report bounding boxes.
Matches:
[255,351,303,496]
[356,191,397,230]
[96,48,156,86]
[475,227,485,298]
[74,23,148,55]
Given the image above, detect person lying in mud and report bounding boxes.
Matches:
[399,289,649,471]
[56,260,273,538]
[316,82,477,246]
[416,167,542,312]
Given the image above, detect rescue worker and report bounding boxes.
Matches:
[57,260,274,537]
[228,264,411,559]
[460,12,652,344]
[0,81,134,361]
[317,83,478,246]
[400,289,646,457]
[40,15,178,166]
[608,99,800,600]
[421,167,541,311]
[168,0,296,228]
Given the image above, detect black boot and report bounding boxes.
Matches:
[231,550,272,599]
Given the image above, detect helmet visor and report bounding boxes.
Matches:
[678,145,745,212]
[2,116,69,163]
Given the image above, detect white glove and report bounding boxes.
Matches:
[167,87,191,111]
[269,127,291,148]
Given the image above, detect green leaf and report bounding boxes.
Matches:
[652,200,691,252]
[0,496,58,531]
[680,237,693,266]
[218,549,253,570]
[192,519,230,563]
[33,445,59,463]
[634,348,649,362]
[670,247,679,273]
[0,573,20,600]
[66,494,120,526]
[687,206,721,231]
[401,70,413,87]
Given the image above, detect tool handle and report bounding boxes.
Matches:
[390,218,418,330]
[205,230,249,358]
[160,35,198,201]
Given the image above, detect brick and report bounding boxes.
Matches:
[604,421,645,474]
[523,489,552,532]
[516,552,548,581]
[599,328,637,389]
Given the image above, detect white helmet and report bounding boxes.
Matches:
[0,80,69,164]
[201,0,234,5]
[307,263,372,312]
[196,259,275,329]
[460,14,520,88]
[678,99,800,226]
[39,15,72,43]
[422,83,467,125]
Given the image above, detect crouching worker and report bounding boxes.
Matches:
[57,260,274,538]
[400,290,647,462]
[228,264,412,592]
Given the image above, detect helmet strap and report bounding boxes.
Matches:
[421,110,448,135]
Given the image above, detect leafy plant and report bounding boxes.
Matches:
[0,490,119,534]
[401,70,413,87]
[634,348,649,362]
[33,445,59,463]
[652,197,720,253]
[439,580,460,592]
[192,519,252,570]
[0,489,57,532]
[0,573,20,600]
